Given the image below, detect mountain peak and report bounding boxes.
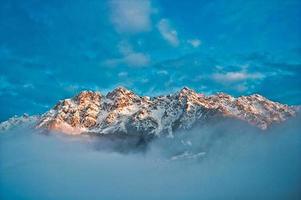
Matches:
[178,86,194,93]
[36,87,298,135]
[75,90,101,102]
[106,86,135,99]
[177,87,198,98]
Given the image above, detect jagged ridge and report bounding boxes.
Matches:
[0,114,38,132]
[35,87,297,136]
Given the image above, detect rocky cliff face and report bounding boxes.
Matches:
[35,87,297,136]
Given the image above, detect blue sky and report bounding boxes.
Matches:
[0,0,300,121]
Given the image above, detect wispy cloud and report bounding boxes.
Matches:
[157,70,168,75]
[124,52,150,66]
[118,72,128,77]
[0,76,12,89]
[104,41,150,67]
[104,53,150,67]
[109,0,152,33]
[157,19,180,47]
[187,39,201,48]
[210,70,266,92]
[212,71,265,83]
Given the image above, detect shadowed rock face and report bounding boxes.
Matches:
[35,86,297,135]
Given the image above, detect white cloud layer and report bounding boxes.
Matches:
[157,19,180,47]
[109,0,152,33]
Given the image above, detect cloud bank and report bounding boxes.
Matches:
[0,115,300,199]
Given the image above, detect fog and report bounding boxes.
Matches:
[0,116,301,200]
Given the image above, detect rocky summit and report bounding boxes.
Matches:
[34,87,297,136]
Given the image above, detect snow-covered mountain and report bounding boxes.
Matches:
[0,114,38,132]
[34,87,297,136]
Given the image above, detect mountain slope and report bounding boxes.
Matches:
[35,87,297,135]
[0,114,38,132]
